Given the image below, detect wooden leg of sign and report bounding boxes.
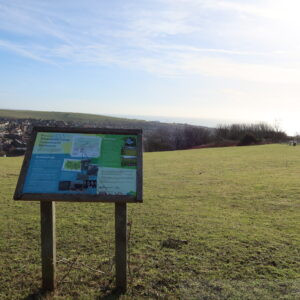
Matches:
[40,201,56,291]
[115,203,127,293]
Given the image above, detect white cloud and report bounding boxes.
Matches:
[179,55,300,84]
[0,39,55,64]
[1,1,300,87]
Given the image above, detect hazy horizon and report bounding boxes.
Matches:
[1,107,295,136]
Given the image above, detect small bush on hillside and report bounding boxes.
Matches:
[238,133,258,146]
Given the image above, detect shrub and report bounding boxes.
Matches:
[238,133,258,146]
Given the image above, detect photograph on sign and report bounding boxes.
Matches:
[14,128,142,202]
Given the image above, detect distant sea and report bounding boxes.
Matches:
[110,114,237,128]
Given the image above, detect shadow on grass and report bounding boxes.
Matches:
[96,288,124,300]
[22,289,53,300]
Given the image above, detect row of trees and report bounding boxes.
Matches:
[144,125,211,152]
[215,123,286,143]
[144,123,288,152]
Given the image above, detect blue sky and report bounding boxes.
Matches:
[1,0,300,134]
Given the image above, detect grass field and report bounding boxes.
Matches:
[1,144,299,299]
[0,109,136,123]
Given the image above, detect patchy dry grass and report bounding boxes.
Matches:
[0,144,299,299]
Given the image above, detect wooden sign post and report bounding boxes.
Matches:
[115,203,127,292]
[14,127,143,293]
[40,201,56,291]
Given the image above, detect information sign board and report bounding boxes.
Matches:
[14,127,143,202]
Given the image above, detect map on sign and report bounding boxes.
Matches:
[71,136,101,157]
[22,132,138,197]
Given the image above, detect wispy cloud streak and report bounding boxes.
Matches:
[1,0,300,83]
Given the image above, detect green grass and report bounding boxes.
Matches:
[0,109,145,124]
[1,144,299,299]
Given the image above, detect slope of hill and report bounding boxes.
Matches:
[0,109,144,124]
[0,109,214,155]
[0,109,195,132]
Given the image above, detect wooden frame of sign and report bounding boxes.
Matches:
[13,127,143,294]
[14,126,143,203]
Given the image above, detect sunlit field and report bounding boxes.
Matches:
[1,144,299,299]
